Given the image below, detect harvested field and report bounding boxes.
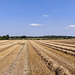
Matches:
[0,40,75,75]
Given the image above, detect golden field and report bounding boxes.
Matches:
[0,39,75,75]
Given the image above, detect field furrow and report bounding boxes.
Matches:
[36,40,75,56]
[7,42,25,75]
[30,40,75,75]
[0,43,23,75]
[0,40,75,75]
[28,41,52,75]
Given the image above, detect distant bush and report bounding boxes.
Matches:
[0,35,9,40]
[0,35,75,40]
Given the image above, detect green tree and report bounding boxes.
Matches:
[0,36,2,40]
[21,36,26,39]
[2,35,9,40]
[6,35,9,39]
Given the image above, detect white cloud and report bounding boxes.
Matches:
[69,25,75,28]
[65,25,75,29]
[30,23,42,26]
[43,14,48,17]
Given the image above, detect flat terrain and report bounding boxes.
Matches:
[0,39,75,75]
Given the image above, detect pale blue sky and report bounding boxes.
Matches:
[0,0,75,36]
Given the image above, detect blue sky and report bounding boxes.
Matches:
[0,0,75,36]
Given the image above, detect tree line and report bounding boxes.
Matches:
[0,35,9,40]
[0,35,75,40]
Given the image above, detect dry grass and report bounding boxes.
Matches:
[30,40,74,75]
[28,41,52,75]
[0,40,75,75]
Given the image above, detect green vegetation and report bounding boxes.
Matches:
[0,35,9,40]
[0,35,75,40]
[20,43,25,45]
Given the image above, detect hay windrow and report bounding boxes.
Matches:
[30,41,71,75]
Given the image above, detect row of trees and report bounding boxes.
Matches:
[0,35,27,40]
[0,35,75,40]
[41,35,74,39]
[10,36,26,39]
[0,35,9,40]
